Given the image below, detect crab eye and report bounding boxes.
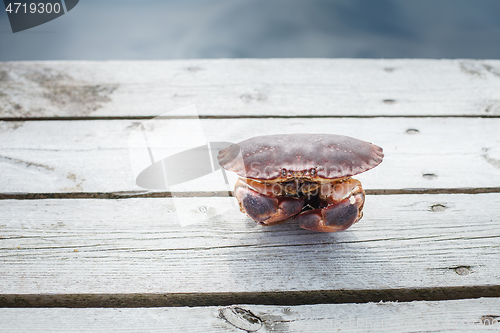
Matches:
[281,168,287,177]
[310,168,317,176]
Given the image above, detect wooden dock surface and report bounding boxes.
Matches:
[1,59,499,332]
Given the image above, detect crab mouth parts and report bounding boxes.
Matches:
[280,180,319,197]
[244,178,360,208]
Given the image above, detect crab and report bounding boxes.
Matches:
[217,134,383,232]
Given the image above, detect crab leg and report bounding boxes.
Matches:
[234,178,304,225]
[295,179,365,232]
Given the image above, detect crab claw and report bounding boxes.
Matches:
[296,193,365,232]
[235,186,304,225]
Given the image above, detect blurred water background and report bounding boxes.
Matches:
[1,0,499,60]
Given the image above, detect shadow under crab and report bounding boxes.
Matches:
[218,134,384,232]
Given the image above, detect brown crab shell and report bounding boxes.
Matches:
[217,134,383,181]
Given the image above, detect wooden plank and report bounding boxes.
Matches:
[1,117,500,193]
[1,59,500,118]
[0,298,499,332]
[1,193,499,295]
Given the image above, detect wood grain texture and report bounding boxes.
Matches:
[1,59,500,118]
[2,58,499,324]
[0,298,499,332]
[1,193,499,295]
[1,117,500,193]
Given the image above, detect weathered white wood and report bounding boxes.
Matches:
[1,193,499,294]
[1,117,500,193]
[1,59,500,118]
[0,298,499,332]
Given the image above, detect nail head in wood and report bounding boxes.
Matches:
[455,266,471,276]
[423,173,438,180]
[431,204,447,212]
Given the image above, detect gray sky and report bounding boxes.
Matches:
[1,0,500,60]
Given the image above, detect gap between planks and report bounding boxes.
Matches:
[2,286,500,308]
[2,115,500,121]
[1,187,500,200]
[1,298,499,333]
